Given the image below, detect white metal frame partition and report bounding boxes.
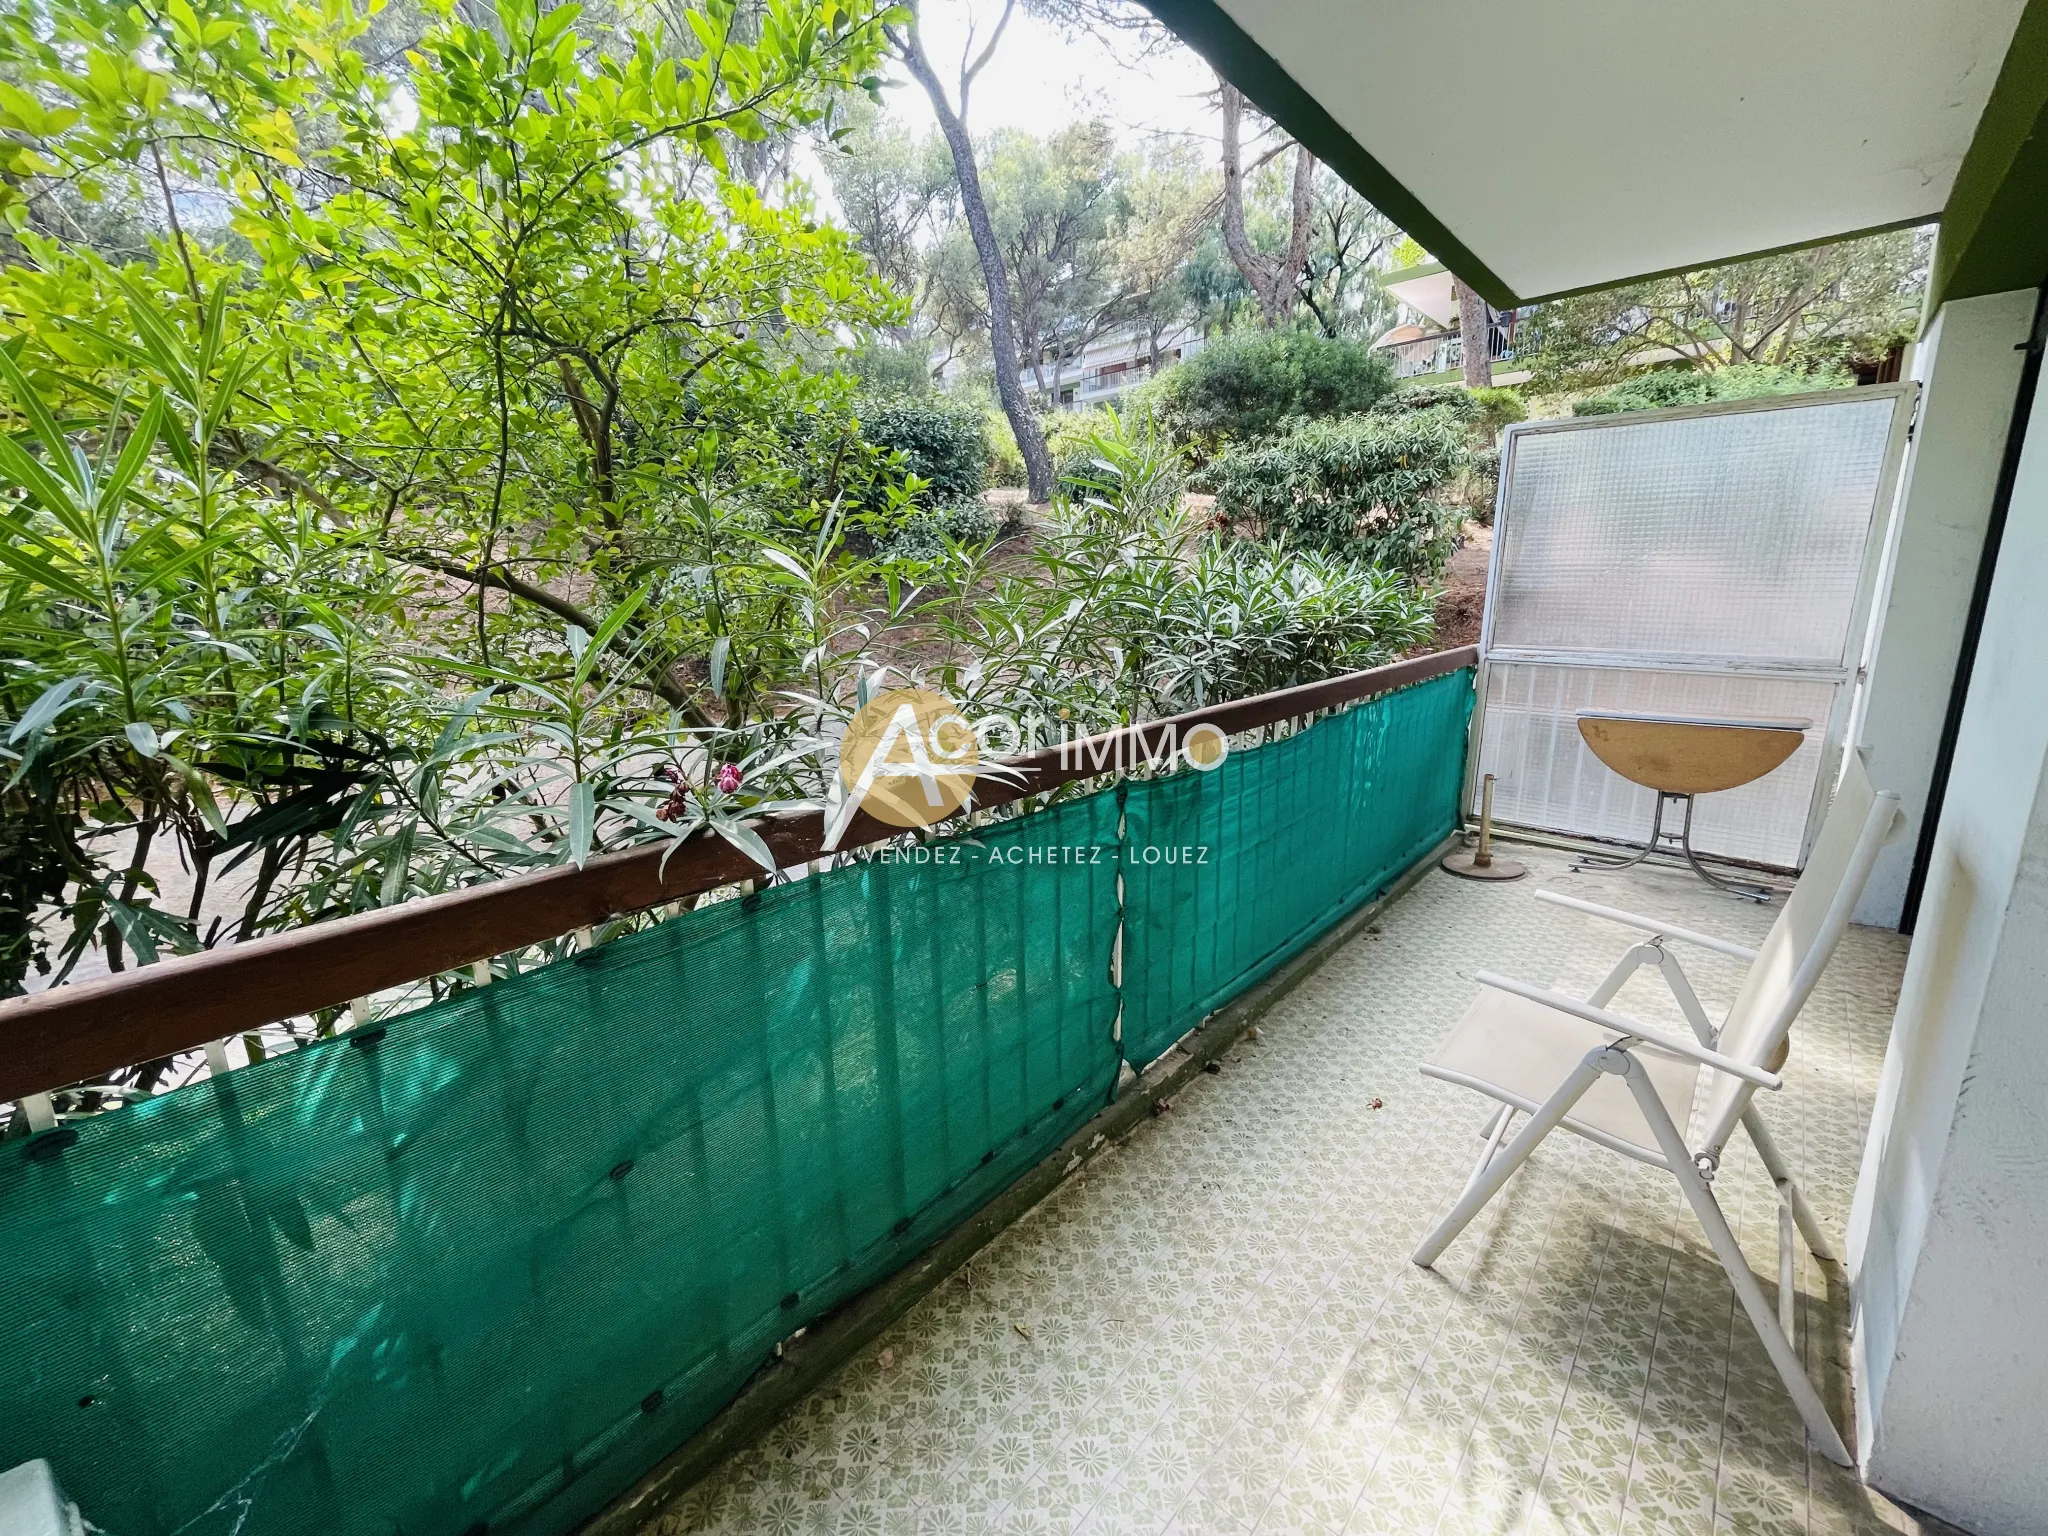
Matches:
[1467,383,1919,873]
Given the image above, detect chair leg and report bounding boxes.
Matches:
[1616,1057,1853,1466]
[1459,1105,1516,1203]
[1776,1196,1797,1339]
[1741,1105,1838,1264]
[1412,1052,1606,1269]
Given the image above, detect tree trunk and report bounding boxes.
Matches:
[1281,142,1315,325]
[1456,278,1491,389]
[1219,79,1318,328]
[1218,82,1262,313]
[897,16,1054,501]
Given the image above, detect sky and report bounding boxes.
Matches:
[791,0,1235,227]
[874,0,1222,145]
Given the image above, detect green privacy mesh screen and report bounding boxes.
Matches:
[0,670,1469,1536]
[1119,668,1474,1069]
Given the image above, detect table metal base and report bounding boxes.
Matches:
[1441,847,1528,880]
[1570,790,1775,902]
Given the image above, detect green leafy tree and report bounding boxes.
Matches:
[1299,170,1401,341]
[819,97,957,356]
[1520,228,1930,389]
[1570,362,1855,416]
[925,120,1128,404]
[1103,134,1212,365]
[0,0,908,990]
[901,121,1209,402]
[3,0,903,697]
[890,0,1056,499]
[1179,223,1257,331]
[1216,77,1313,328]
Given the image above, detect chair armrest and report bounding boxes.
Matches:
[1535,890,1759,962]
[1472,969,1783,1089]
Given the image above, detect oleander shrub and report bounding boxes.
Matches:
[1369,382,1481,423]
[1052,406,1187,532]
[1370,384,1525,524]
[1043,406,1130,495]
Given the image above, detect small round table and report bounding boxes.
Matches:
[1573,711,1810,901]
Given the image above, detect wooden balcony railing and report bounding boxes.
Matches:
[0,647,1478,1104]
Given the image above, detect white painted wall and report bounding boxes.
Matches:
[1855,289,2035,926]
[1847,316,2048,1535]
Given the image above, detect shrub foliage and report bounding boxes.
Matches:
[0,0,1446,1027]
[1369,383,1525,524]
[879,500,1002,561]
[853,392,990,506]
[1148,329,1396,452]
[1202,408,1470,575]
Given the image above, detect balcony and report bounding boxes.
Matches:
[9,372,1995,1536]
[1073,362,1155,402]
[0,0,2037,1523]
[1376,323,1516,381]
[1023,345,1191,410]
[662,846,1910,1534]
[0,642,1945,1536]
[0,656,1487,1536]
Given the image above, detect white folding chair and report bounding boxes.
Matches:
[1411,752,1903,1466]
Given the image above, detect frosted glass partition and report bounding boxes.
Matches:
[1479,664,1839,867]
[1489,397,1897,665]
[1474,388,1911,870]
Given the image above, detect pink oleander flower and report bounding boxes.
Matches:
[715,762,743,795]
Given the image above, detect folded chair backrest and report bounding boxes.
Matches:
[1696,751,1901,1160]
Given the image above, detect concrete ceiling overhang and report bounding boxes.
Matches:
[1140,0,2033,308]
[1379,264,1457,327]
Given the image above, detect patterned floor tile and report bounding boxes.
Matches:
[656,849,1946,1536]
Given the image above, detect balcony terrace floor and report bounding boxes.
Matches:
[656,844,1945,1536]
